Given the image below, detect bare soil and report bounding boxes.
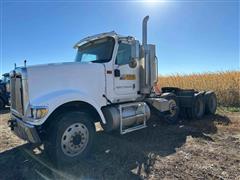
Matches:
[0,108,239,180]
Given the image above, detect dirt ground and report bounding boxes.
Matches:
[0,108,239,180]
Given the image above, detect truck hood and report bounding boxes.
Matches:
[26,62,106,104]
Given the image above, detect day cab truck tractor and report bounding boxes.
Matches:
[8,16,217,165]
[0,73,10,109]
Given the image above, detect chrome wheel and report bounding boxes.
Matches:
[169,99,177,117]
[61,123,89,157]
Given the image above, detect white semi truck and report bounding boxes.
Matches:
[8,16,217,165]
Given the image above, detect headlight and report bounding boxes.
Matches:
[30,106,48,119]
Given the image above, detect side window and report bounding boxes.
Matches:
[116,43,131,65]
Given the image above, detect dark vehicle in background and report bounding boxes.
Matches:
[0,73,10,109]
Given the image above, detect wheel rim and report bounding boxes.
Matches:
[168,99,177,117]
[61,123,89,157]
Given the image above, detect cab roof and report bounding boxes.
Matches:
[73,31,135,49]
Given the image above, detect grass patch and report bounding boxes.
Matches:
[217,106,240,113]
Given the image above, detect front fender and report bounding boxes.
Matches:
[24,89,107,125]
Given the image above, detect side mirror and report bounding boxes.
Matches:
[129,58,137,68]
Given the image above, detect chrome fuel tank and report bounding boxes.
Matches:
[102,102,150,132]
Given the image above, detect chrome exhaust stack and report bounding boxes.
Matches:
[140,16,158,95]
[142,15,149,46]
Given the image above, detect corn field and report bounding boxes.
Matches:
[158,71,240,107]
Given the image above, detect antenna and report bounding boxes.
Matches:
[14,63,17,69]
[24,60,27,67]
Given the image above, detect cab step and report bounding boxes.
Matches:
[119,103,147,135]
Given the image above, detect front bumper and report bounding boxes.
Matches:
[8,115,41,144]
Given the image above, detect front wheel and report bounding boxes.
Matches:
[44,111,96,166]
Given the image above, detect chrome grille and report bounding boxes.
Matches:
[10,75,24,115]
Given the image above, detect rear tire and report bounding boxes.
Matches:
[161,93,179,124]
[205,91,217,114]
[44,111,96,167]
[186,94,205,119]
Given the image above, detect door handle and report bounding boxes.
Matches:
[114,69,120,77]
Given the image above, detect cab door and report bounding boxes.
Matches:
[113,41,140,99]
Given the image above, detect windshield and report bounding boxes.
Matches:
[75,37,115,63]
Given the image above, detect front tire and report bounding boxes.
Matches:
[44,111,96,166]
